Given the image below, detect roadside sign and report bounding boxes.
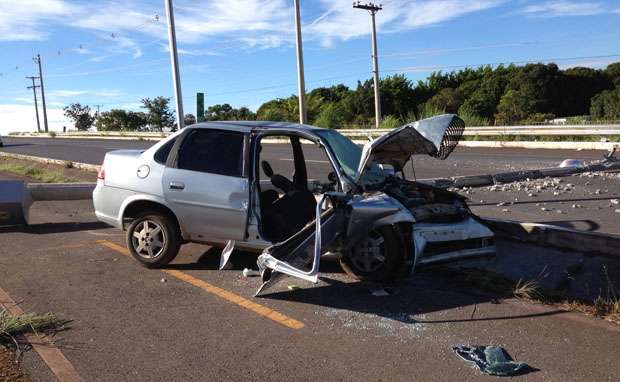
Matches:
[197,92,205,122]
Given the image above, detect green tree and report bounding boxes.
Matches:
[184,113,197,126]
[231,107,256,120]
[590,87,620,120]
[379,75,418,119]
[63,103,95,131]
[205,104,234,120]
[426,88,464,113]
[495,89,536,125]
[606,62,620,87]
[96,109,147,131]
[314,103,343,129]
[559,67,613,116]
[256,99,294,121]
[140,97,175,132]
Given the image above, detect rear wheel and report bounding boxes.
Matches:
[126,212,180,268]
[340,226,411,282]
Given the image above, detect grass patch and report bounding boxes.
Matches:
[513,279,542,300]
[0,308,68,348]
[0,160,73,183]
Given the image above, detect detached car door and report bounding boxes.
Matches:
[162,128,249,242]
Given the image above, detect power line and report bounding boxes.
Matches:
[0,13,162,78]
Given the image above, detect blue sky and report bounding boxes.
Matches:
[0,0,619,133]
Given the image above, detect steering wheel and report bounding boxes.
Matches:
[261,160,295,193]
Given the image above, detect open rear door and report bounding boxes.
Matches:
[255,194,346,296]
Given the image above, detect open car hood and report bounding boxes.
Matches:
[356,114,465,183]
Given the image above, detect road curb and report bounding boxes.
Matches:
[0,151,100,172]
[483,218,620,258]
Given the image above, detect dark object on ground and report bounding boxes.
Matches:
[452,345,535,376]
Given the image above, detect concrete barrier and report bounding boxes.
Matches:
[0,180,95,225]
[483,218,620,259]
[0,181,31,226]
[27,183,96,201]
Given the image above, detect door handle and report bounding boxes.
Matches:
[169,181,185,190]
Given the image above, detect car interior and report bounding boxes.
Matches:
[256,135,338,243]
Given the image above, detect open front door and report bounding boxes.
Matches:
[255,194,346,296]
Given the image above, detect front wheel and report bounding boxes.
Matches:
[126,212,180,268]
[340,226,411,282]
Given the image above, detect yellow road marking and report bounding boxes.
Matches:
[0,287,82,382]
[96,240,305,330]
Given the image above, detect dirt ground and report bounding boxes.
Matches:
[0,347,29,382]
[0,156,96,183]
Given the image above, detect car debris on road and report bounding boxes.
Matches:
[453,345,534,376]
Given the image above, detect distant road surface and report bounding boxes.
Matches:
[0,136,609,179]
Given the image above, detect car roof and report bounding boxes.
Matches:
[187,121,327,134]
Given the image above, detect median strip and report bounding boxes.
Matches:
[96,240,305,330]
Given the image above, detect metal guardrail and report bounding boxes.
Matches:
[9,124,620,140]
[340,124,620,137]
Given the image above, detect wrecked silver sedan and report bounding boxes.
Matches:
[93,115,494,294]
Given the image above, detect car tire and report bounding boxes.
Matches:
[340,225,411,282]
[126,212,180,268]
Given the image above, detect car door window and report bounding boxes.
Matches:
[177,130,244,177]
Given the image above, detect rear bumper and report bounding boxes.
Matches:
[93,183,123,229]
[95,210,122,229]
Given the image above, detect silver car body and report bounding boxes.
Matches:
[93,116,495,292]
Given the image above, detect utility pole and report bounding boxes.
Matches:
[293,0,307,124]
[94,104,102,117]
[34,54,49,132]
[164,0,184,130]
[353,2,382,128]
[25,76,41,132]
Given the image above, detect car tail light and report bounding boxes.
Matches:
[97,166,105,180]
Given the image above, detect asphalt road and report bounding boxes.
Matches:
[1,200,619,381]
[0,136,610,179]
[3,135,619,234]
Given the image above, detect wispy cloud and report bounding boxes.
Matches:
[173,0,293,46]
[307,0,505,46]
[518,1,610,17]
[50,89,120,98]
[0,0,75,41]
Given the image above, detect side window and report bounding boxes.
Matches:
[177,130,244,177]
[300,138,333,184]
[154,137,177,164]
